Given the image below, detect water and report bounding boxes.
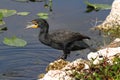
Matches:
[0,0,112,80]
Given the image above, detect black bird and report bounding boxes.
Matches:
[26,18,92,59]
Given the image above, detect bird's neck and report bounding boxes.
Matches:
[40,27,49,35]
[39,27,51,45]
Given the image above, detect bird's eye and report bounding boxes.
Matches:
[34,23,38,25]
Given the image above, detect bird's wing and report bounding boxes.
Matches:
[49,30,90,43]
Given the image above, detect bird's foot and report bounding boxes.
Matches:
[57,54,67,60]
[57,56,65,60]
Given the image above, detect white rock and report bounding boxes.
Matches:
[88,47,120,64]
[38,70,73,80]
[39,59,90,80]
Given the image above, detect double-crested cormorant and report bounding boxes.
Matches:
[26,18,91,59]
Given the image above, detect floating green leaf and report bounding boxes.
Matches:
[0,12,3,20]
[0,13,5,25]
[3,36,27,47]
[17,12,30,16]
[37,12,49,19]
[39,16,48,19]
[0,9,17,17]
[37,13,48,16]
[84,0,111,13]
[0,20,5,26]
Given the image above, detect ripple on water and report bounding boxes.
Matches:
[0,43,60,80]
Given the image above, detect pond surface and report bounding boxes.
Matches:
[0,0,113,80]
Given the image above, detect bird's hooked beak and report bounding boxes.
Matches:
[26,21,39,29]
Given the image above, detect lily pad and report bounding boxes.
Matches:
[0,13,5,25]
[84,0,111,13]
[37,12,49,19]
[3,36,27,47]
[0,20,5,26]
[0,9,17,17]
[17,12,30,16]
[0,12,3,20]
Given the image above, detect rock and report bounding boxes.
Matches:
[46,59,70,72]
[88,38,120,64]
[38,70,73,80]
[88,47,120,64]
[107,38,120,48]
[93,0,120,31]
[38,59,90,80]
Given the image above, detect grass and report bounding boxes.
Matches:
[74,57,120,80]
[102,26,120,39]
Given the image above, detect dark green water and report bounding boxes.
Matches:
[0,0,112,80]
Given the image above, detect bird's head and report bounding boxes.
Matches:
[26,18,49,29]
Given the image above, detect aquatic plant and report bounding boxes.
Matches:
[0,9,29,47]
[17,12,30,16]
[84,0,111,13]
[0,9,30,25]
[37,13,49,19]
[3,36,27,47]
[0,0,53,47]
